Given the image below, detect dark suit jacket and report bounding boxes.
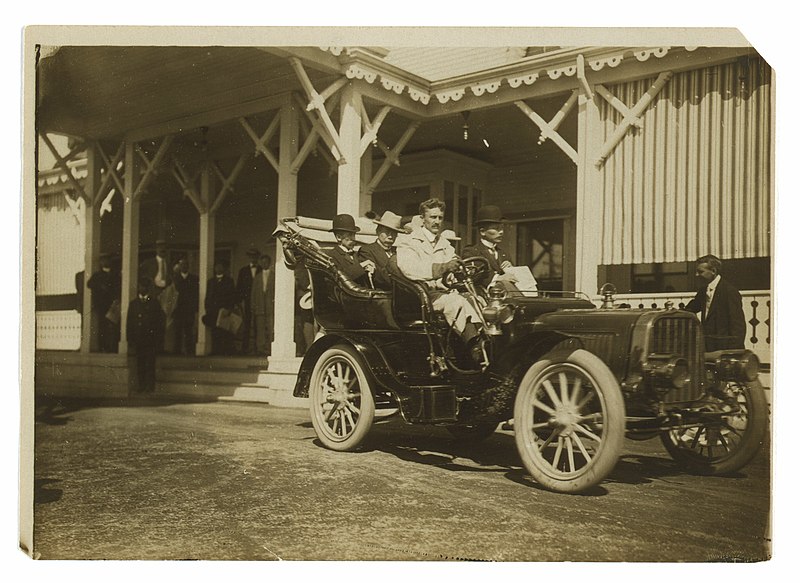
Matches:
[685,277,746,352]
[204,275,237,326]
[237,264,262,306]
[173,271,199,319]
[357,241,394,289]
[126,296,165,347]
[461,241,512,289]
[326,245,369,287]
[87,269,121,314]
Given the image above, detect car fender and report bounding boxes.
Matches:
[293,332,410,400]
[492,331,585,382]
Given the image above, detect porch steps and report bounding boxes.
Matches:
[154,355,307,408]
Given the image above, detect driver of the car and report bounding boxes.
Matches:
[395,198,483,349]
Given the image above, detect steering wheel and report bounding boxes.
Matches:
[441,256,492,290]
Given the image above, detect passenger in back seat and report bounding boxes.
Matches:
[357,211,406,290]
[325,214,376,288]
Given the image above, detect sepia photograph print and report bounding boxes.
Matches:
[20,22,781,569]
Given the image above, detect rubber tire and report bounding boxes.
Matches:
[309,345,375,452]
[660,379,768,475]
[513,349,626,494]
[446,422,498,442]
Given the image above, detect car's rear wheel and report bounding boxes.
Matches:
[514,349,625,494]
[309,345,375,451]
[660,380,768,475]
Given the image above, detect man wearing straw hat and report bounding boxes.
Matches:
[325,214,376,287]
[357,210,406,289]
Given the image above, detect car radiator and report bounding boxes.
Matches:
[650,315,704,402]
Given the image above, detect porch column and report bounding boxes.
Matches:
[336,84,362,216]
[196,166,215,355]
[80,142,102,353]
[359,148,373,216]
[271,100,300,358]
[575,91,604,297]
[118,141,139,353]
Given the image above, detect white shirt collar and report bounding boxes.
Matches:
[707,274,721,293]
[421,227,437,243]
[480,238,496,250]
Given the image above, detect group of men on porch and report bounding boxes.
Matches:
[86,198,746,373]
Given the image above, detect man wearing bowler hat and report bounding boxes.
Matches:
[462,205,519,290]
[357,210,406,289]
[325,214,375,287]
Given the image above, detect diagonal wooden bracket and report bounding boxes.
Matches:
[289,58,347,164]
[239,114,280,173]
[298,111,338,175]
[95,142,125,202]
[291,115,323,174]
[595,71,673,167]
[132,135,174,199]
[515,99,579,165]
[209,154,248,215]
[595,85,644,130]
[359,104,392,157]
[40,133,90,202]
[365,120,420,195]
[170,156,205,213]
[294,92,345,167]
[63,191,85,226]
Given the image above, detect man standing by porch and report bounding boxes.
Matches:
[250,253,275,356]
[685,254,746,352]
[237,246,262,354]
[140,239,172,298]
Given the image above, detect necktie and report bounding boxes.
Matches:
[157,257,164,282]
[705,288,713,318]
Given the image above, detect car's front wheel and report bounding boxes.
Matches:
[513,349,625,494]
[660,380,768,475]
[309,345,375,451]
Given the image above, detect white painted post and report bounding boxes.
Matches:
[80,142,101,353]
[196,166,215,356]
[336,84,362,216]
[118,141,139,354]
[360,147,373,216]
[271,100,299,359]
[575,91,603,297]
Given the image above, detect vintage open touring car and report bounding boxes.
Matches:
[275,217,768,494]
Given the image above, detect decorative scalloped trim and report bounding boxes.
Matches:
[408,88,431,105]
[345,64,377,84]
[319,46,344,56]
[507,73,539,88]
[470,80,502,96]
[547,65,577,80]
[589,55,623,71]
[684,46,699,52]
[380,76,405,94]
[435,89,465,104]
[634,47,670,62]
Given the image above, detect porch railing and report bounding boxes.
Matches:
[34,290,773,366]
[596,290,772,366]
[35,310,81,351]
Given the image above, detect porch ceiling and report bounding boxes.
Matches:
[37,46,337,139]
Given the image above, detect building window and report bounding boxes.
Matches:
[515,218,565,291]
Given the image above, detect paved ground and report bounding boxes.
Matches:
[30,396,770,562]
